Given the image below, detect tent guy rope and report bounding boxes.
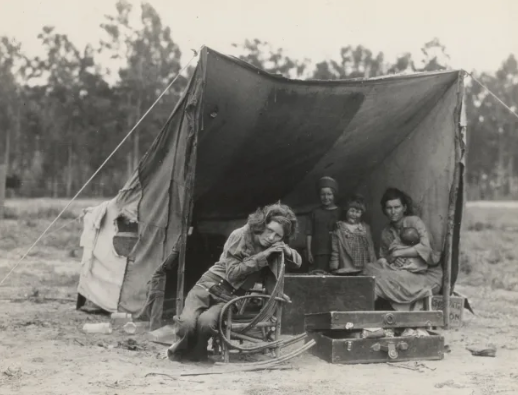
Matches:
[466,71,518,122]
[0,49,200,287]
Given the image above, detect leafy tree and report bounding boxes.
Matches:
[313,45,385,80]
[25,27,98,196]
[232,39,309,78]
[465,55,518,198]
[100,0,186,177]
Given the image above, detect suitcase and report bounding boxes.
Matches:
[281,275,375,334]
[305,311,445,364]
[305,311,443,331]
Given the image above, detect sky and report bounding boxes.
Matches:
[0,0,517,74]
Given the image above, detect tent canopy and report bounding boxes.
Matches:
[78,47,465,314]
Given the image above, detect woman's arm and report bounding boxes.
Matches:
[379,229,391,259]
[391,246,418,258]
[410,216,440,265]
[392,216,438,265]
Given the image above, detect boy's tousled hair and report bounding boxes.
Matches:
[247,204,299,241]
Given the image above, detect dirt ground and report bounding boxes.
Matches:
[1,201,518,395]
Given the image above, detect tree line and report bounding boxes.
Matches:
[1,0,517,200]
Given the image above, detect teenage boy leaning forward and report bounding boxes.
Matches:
[167,203,302,363]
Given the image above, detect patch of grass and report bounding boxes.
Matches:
[463,205,518,232]
[467,221,494,232]
[459,205,518,292]
[0,217,84,261]
[4,198,104,220]
[0,263,79,290]
[2,198,104,260]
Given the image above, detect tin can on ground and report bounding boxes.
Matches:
[111,312,133,325]
[83,323,113,334]
[123,322,137,334]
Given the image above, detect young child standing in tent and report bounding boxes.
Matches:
[329,194,377,275]
[306,177,342,273]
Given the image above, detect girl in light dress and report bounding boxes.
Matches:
[329,194,376,275]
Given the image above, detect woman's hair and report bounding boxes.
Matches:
[340,193,367,220]
[247,204,299,240]
[380,187,415,216]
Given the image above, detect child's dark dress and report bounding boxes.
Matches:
[306,207,342,272]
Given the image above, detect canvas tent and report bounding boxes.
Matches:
[78,46,466,323]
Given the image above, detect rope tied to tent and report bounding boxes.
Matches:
[0,49,201,287]
[465,71,518,122]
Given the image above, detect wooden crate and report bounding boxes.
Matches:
[305,311,444,331]
[426,296,464,327]
[281,275,375,334]
[309,331,445,364]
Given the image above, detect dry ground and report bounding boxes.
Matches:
[1,199,518,395]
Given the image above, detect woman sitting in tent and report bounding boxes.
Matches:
[364,188,443,311]
[329,194,376,275]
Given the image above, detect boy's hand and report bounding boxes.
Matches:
[280,293,292,304]
[261,243,285,258]
[307,251,314,264]
[272,242,293,258]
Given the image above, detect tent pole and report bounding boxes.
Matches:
[442,164,460,328]
[175,78,202,316]
[176,156,196,316]
[176,143,197,316]
[442,73,465,329]
[176,237,186,316]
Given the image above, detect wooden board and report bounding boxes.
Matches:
[427,296,464,327]
[309,331,445,364]
[305,311,444,331]
[281,275,375,335]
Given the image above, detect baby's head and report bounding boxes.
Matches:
[317,177,338,208]
[400,227,420,246]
